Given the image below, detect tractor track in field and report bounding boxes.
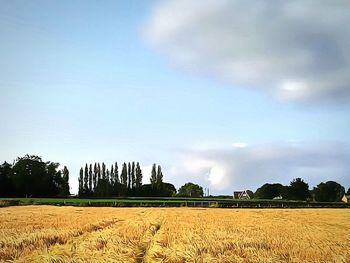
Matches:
[134,223,161,263]
[134,220,162,263]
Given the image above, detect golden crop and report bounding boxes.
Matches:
[0,206,349,262]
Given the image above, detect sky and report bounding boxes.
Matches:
[1,0,350,194]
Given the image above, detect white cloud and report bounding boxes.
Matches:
[208,165,226,189]
[232,142,247,148]
[175,142,350,193]
[143,0,350,104]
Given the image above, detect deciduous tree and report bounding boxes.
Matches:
[314,181,345,202]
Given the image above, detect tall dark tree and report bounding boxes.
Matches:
[131,161,135,189]
[287,178,310,201]
[61,166,70,196]
[110,165,115,186]
[115,162,119,184]
[93,163,97,191]
[156,165,163,187]
[127,162,131,189]
[47,162,63,196]
[84,164,89,194]
[121,162,128,186]
[313,181,345,202]
[79,167,84,196]
[150,163,157,187]
[0,161,14,197]
[88,164,93,193]
[113,162,120,196]
[97,163,101,183]
[102,163,106,180]
[106,169,110,185]
[347,187,350,195]
[135,162,143,189]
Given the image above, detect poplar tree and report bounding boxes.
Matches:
[88,164,93,193]
[97,163,101,183]
[115,162,119,184]
[93,163,97,191]
[102,163,106,180]
[62,166,70,196]
[127,162,131,189]
[121,162,127,186]
[110,165,115,186]
[78,167,84,196]
[131,161,135,189]
[106,169,110,185]
[84,164,89,194]
[156,165,163,186]
[135,162,143,189]
[150,163,157,187]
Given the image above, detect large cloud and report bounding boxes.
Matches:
[174,142,350,193]
[143,0,350,103]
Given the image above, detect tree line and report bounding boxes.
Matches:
[1,155,349,201]
[77,162,175,197]
[0,155,69,197]
[253,178,349,202]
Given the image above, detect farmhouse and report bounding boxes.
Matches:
[233,190,251,200]
[341,194,350,203]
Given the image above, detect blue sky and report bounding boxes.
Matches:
[1,0,350,194]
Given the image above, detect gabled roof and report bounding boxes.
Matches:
[233,190,251,199]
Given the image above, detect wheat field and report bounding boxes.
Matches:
[0,206,349,262]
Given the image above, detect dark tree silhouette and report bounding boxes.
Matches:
[156,165,163,189]
[9,155,70,197]
[121,163,127,186]
[150,163,157,187]
[127,162,131,189]
[93,163,97,191]
[178,182,203,197]
[88,164,93,193]
[0,161,14,197]
[115,162,119,184]
[97,163,101,183]
[135,162,142,189]
[131,161,135,189]
[286,178,310,201]
[110,165,115,186]
[313,181,345,202]
[102,163,106,181]
[84,164,89,194]
[78,167,83,196]
[106,169,110,185]
[61,166,70,196]
[254,183,284,199]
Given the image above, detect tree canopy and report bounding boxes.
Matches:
[178,182,203,197]
[313,181,345,202]
[0,155,70,197]
[285,178,310,201]
[254,183,284,199]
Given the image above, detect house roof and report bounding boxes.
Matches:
[233,190,250,198]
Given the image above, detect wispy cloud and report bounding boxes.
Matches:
[143,0,350,104]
